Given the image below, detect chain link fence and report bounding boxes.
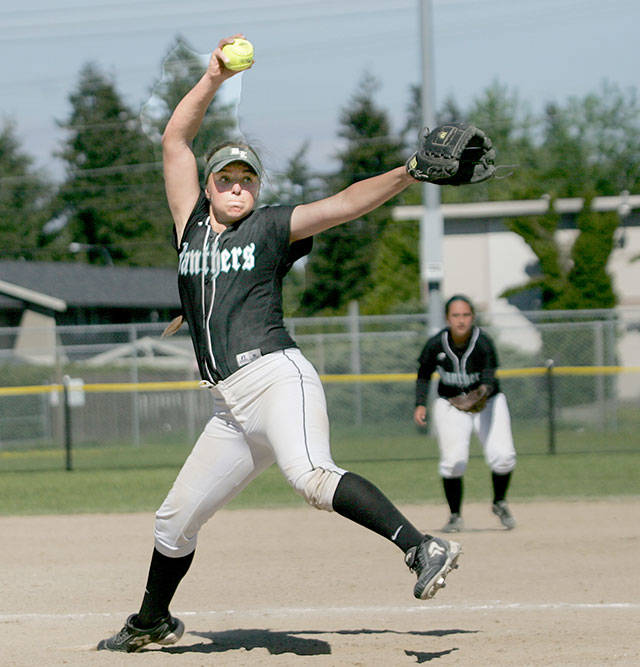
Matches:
[1,308,639,471]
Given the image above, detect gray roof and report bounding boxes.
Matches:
[0,261,180,309]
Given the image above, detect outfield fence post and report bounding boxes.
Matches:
[348,300,362,426]
[593,321,606,430]
[62,375,73,471]
[545,359,556,455]
[129,325,141,448]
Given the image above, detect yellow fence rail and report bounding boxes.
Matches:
[2,366,639,397]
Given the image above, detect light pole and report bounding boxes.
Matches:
[419,0,445,334]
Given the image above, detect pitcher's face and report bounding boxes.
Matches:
[207,162,260,223]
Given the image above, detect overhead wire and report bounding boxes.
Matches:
[1,1,637,186]
[1,0,633,41]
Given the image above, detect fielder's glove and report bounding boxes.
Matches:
[448,385,490,413]
[406,122,496,185]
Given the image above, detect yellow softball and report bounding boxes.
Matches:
[221,38,254,72]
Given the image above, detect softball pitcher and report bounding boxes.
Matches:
[413,295,517,534]
[97,34,467,653]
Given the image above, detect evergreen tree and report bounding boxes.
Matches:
[360,220,421,314]
[261,142,326,316]
[501,194,618,311]
[0,120,53,259]
[261,141,325,206]
[500,204,569,310]
[53,62,172,266]
[300,72,406,314]
[558,196,618,309]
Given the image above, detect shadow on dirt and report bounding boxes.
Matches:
[155,627,478,657]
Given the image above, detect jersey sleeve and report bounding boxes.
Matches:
[286,236,313,270]
[479,331,499,390]
[260,205,313,275]
[415,336,438,406]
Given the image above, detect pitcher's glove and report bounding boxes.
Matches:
[406,122,496,185]
[448,385,490,413]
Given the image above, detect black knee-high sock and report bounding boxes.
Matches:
[492,471,512,504]
[442,476,463,515]
[136,548,195,628]
[331,472,426,553]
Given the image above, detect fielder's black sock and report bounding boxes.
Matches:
[332,472,427,553]
[492,471,512,504]
[135,547,195,628]
[442,476,463,515]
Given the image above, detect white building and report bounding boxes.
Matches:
[393,194,640,396]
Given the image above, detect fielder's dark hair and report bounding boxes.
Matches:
[444,294,475,316]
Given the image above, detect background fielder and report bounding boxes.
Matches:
[413,294,517,533]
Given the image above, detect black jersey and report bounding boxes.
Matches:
[415,325,500,406]
[174,190,312,382]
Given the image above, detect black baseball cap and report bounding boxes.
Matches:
[204,144,263,181]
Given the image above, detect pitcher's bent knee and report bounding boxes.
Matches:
[154,489,201,558]
[154,517,198,558]
[296,467,345,511]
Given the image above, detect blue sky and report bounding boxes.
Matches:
[1,0,638,180]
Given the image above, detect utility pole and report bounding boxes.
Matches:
[419,0,445,333]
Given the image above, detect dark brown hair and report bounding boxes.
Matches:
[444,294,475,316]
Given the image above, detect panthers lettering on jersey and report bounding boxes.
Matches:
[178,241,256,277]
[174,190,312,382]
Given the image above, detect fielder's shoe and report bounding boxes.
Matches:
[492,500,516,530]
[441,513,463,533]
[405,536,462,600]
[97,613,184,653]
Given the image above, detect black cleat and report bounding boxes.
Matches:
[97,614,184,653]
[405,536,461,600]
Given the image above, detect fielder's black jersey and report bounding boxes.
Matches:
[174,190,312,382]
[415,325,500,406]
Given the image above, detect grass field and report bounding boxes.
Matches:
[1,423,638,515]
[3,410,637,665]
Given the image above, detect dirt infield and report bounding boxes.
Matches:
[2,498,639,666]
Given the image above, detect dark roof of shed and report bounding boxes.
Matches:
[0,261,179,308]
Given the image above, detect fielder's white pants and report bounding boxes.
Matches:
[433,392,516,479]
[155,349,346,557]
